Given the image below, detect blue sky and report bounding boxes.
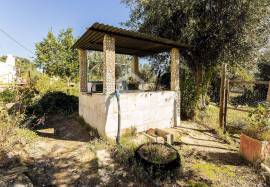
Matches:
[0,0,130,59]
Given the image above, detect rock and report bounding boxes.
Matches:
[5,103,16,110]
[6,102,22,112]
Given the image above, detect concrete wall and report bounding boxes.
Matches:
[79,91,178,138]
[79,93,107,136]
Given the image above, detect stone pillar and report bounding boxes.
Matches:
[79,49,87,92]
[131,56,139,76]
[171,48,180,127]
[267,81,270,102]
[103,34,116,96]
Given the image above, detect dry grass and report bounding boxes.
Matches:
[138,143,177,164]
[0,107,38,154]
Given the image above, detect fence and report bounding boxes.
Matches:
[219,63,270,132]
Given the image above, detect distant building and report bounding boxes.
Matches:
[0,54,16,84]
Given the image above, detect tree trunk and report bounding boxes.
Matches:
[66,77,71,94]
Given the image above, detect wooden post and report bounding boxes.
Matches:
[224,79,229,133]
[170,48,181,127]
[27,70,32,87]
[131,56,139,76]
[219,63,227,129]
[267,81,270,103]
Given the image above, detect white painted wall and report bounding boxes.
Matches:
[79,91,178,138]
[0,55,16,84]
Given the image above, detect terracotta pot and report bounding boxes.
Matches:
[240,133,270,162]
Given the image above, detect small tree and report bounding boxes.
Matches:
[122,0,270,118]
[35,28,79,85]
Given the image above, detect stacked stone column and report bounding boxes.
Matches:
[103,34,116,96]
[131,56,140,76]
[171,48,181,127]
[79,49,87,92]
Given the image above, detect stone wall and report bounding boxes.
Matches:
[79,91,177,138]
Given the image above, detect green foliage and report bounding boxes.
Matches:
[15,57,38,79]
[140,63,155,83]
[20,87,38,106]
[123,0,270,118]
[192,162,235,180]
[257,50,270,81]
[35,28,79,82]
[24,91,78,129]
[231,87,267,106]
[0,56,7,62]
[87,51,103,81]
[26,91,78,118]
[244,103,270,141]
[181,69,197,119]
[0,106,37,153]
[0,89,17,103]
[34,74,78,95]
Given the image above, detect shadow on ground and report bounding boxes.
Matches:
[34,114,93,142]
[24,148,101,186]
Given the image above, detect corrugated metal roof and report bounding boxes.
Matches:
[73,22,192,57]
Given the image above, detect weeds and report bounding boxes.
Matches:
[192,162,236,180]
[244,102,270,141]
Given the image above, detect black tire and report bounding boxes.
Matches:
[134,142,181,171]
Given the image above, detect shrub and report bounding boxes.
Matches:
[19,86,39,106]
[231,86,267,106]
[0,106,20,152]
[181,70,197,119]
[34,74,78,96]
[0,89,17,103]
[0,106,38,155]
[244,102,270,141]
[25,91,78,128]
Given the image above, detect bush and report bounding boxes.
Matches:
[24,91,78,128]
[0,106,38,155]
[26,91,78,116]
[34,74,78,96]
[0,89,17,103]
[0,106,19,152]
[231,86,268,106]
[244,102,270,141]
[181,70,197,119]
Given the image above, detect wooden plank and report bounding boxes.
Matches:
[224,79,229,133]
[227,106,251,113]
[229,80,269,85]
[219,63,227,128]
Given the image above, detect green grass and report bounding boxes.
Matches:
[15,128,38,143]
[203,104,249,130]
[192,162,236,181]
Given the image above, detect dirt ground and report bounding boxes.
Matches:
[170,122,267,187]
[0,115,268,187]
